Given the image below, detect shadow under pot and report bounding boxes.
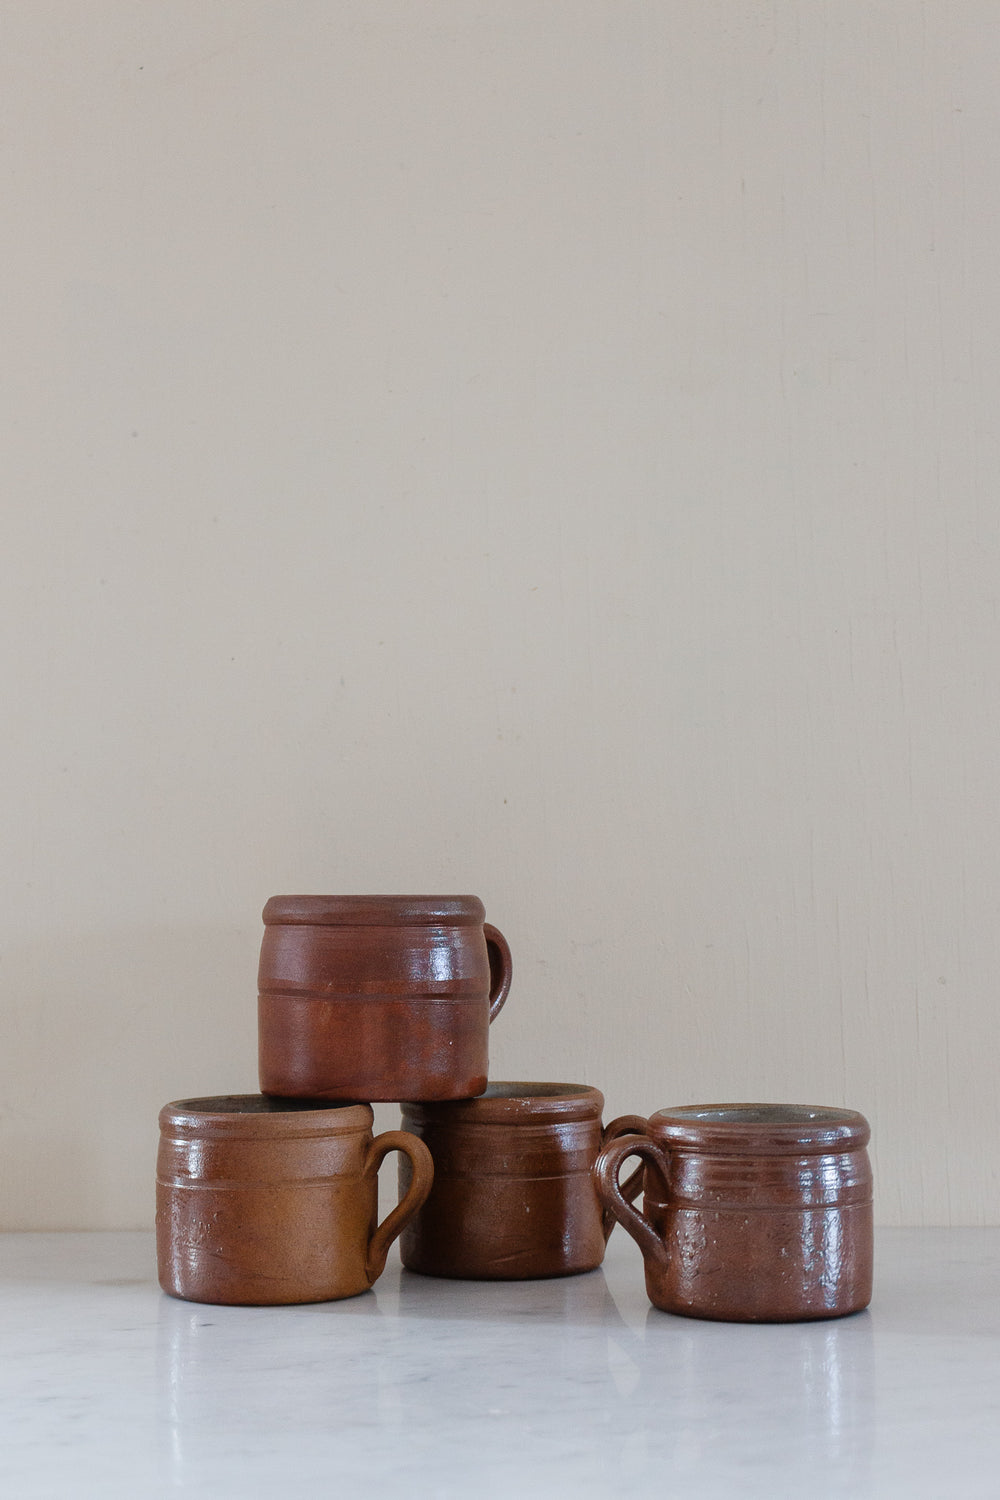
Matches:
[156,1095,433,1305]
[257,895,512,1102]
[595,1104,874,1322]
[399,1083,645,1280]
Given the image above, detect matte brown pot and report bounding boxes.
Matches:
[399,1083,646,1280]
[156,1095,433,1305]
[595,1103,873,1323]
[257,895,512,1102]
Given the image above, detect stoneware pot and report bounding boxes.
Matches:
[399,1083,647,1279]
[156,1095,434,1305]
[257,895,513,1102]
[595,1103,873,1322]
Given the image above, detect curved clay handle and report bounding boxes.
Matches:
[484,923,513,1024]
[364,1130,434,1286]
[593,1133,670,1274]
[599,1114,649,1242]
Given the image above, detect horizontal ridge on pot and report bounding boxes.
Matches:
[595,1102,874,1323]
[399,1082,644,1280]
[156,1094,433,1306]
[257,893,512,1101]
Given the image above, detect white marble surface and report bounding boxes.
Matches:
[1,1228,998,1498]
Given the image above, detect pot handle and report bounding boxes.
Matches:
[593,1132,670,1274]
[364,1130,434,1286]
[599,1114,649,1242]
[484,923,513,1023]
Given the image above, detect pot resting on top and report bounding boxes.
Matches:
[257,894,512,1102]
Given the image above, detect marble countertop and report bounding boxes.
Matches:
[1,1227,998,1497]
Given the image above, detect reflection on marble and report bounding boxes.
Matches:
[0,1230,999,1497]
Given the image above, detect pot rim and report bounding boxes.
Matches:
[402,1081,604,1125]
[648,1103,870,1153]
[262,895,487,927]
[159,1094,374,1138]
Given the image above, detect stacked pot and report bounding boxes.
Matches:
[156,894,638,1306]
[156,892,875,1321]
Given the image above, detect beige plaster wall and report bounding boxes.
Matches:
[2,2,999,1226]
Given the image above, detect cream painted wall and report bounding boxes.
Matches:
[2,2,999,1228]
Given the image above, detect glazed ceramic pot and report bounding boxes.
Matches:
[595,1104,873,1322]
[399,1083,646,1279]
[156,1095,433,1305]
[258,895,512,1102]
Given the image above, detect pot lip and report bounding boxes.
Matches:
[262,894,487,927]
[648,1103,870,1152]
[402,1081,604,1125]
[159,1094,374,1137]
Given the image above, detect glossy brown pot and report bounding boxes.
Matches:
[595,1103,873,1322]
[399,1083,646,1279]
[258,895,512,1102]
[156,1095,433,1305]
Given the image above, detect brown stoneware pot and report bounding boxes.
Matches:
[595,1103,873,1322]
[156,1095,434,1305]
[398,1083,646,1279]
[257,895,512,1102]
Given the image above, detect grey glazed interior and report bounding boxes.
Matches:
[675,1105,855,1125]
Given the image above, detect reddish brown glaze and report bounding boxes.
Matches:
[156,1095,433,1305]
[595,1104,873,1322]
[398,1084,646,1280]
[257,895,512,1102]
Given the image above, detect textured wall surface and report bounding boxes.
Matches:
[2,2,998,1227]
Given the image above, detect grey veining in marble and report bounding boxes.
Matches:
[1,1229,999,1497]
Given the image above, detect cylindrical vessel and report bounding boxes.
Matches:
[156,1095,433,1305]
[399,1083,646,1279]
[595,1104,873,1322]
[257,895,513,1101]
